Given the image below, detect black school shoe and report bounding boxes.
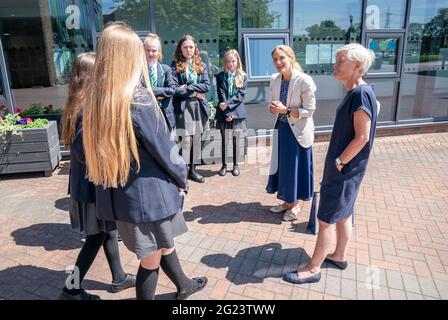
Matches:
[111,273,136,293]
[231,164,240,176]
[176,277,208,300]
[59,288,101,300]
[189,165,205,183]
[219,164,227,176]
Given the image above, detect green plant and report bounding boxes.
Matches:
[208,101,217,122]
[0,104,8,117]
[19,103,64,117]
[0,114,49,141]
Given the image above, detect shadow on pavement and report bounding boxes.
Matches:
[0,265,109,300]
[193,168,219,178]
[185,202,282,225]
[200,242,310,285]
[0,172,46,181]
[54,197,70,212]
[11,223,82,251]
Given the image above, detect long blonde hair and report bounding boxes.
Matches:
[223,49,245,88]
[83,22,155,188]
[61,52,95,148]
[271,45,303,72]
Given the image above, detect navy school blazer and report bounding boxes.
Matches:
[171,61,211,117]
[150,63,177,129]
[95,85,189,224]
[69,114,95,203]
[215,71,248,123]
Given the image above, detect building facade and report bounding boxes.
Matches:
[1,0,447,131]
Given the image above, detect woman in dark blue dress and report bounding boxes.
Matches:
[283,43,379,284]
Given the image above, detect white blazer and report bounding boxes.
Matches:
[268,69,317,149]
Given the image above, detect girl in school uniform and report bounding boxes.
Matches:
[143,33,177,131]
[215,49,247,177]
[59,52,135,300]
[82,23,207,300]
[172,35,210,183]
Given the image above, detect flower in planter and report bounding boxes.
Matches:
[0,114,49,141]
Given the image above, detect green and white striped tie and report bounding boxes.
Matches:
[149,65,157,87]
[188,64,198,84]
[229,73,237,97]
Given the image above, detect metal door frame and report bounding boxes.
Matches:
[0,36,14,114]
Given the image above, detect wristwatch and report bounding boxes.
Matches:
[335,157,345,167]
[286,107,292,116]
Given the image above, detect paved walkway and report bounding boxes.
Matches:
[1,132,448,300]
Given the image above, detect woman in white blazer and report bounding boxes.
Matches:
[266,45,317,222]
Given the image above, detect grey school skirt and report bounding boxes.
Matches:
[69,199,117,237]
[175,98,210,136]
[116,204,188,260]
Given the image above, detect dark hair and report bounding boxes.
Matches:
[61,52,96,147]
[173,35,204,74]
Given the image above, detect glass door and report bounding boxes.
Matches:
[0,34,14,115]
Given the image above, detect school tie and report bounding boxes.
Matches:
[149,65,157,87]
[188,64,198,84]
[228,73,237,97]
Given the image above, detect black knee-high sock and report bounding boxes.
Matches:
[63,232,106,294]
[220,129,226,165]
[136,265,159,300]
[160,250,193,292]
[232,136,237,166]
[102,230,126,283]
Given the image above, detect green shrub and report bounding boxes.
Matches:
[19,103,64,117]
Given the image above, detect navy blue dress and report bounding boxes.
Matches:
[317,84,378,224]
[266,80,314,203]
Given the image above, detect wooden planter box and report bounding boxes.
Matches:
[27,114,62,139]
[0,121,61,176]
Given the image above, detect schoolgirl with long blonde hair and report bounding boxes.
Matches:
[59,51,135,300]
[215,49,248,177]
[83,22,207,300]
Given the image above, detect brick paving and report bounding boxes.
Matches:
[1,132,448,300]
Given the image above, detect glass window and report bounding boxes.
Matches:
[0,0,94,113]
[398,0,448,121]
[367,36,400,74]
[244,34,289,80]
[242,0,289,29]
[98,0,151,31]
[371,79,399,122]
[154,0,237,102]
[293,0,363,127]
[365,0,406,29]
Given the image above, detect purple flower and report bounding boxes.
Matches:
[16,118,27,125]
